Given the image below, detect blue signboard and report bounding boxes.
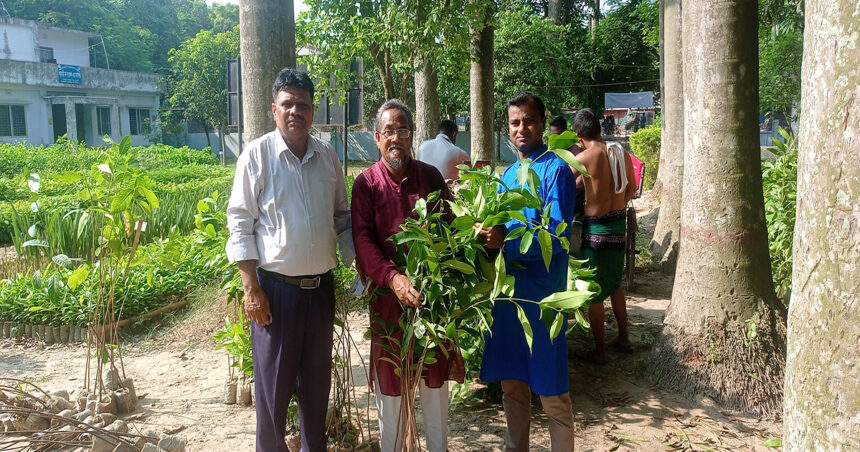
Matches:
[58,65,82,84]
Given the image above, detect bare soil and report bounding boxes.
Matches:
[0,190,782,451]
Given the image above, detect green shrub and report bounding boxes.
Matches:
[0,140,217,179]
[762,128,796,306]
[628,124,661,191]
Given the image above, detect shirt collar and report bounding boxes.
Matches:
[523,144,548,161]
[437,133,451,143]
[273,129,317,163]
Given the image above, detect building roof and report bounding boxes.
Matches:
[0,16,101,38]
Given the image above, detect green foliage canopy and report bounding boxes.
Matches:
[165,26,240,135]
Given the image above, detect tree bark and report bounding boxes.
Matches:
[783,0,860,448]
[239,0,295,145]
[590,0,600,38]
[469,1,495,165]
[370,43,396,101]
[648,0,786,416]
[650,0,684,271]
[547,0,571,25]
[414,57,440,147]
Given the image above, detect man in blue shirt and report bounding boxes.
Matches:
[479,92,575,451]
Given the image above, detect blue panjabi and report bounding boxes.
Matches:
[479,146,576,396]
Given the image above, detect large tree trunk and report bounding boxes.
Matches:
[239,0,295,145]
[783,1,860,448]
[590,0,600,38]
[470,1,495,165]
[648,0,786,416]
[414,58,440,148]
[650,0,684,271]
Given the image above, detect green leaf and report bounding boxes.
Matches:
[447,200,470,217]
[550,147,591,177]
[451,215,478,230]
[541,290,593,311]
[549,311,564,340]
[505,226,526,241]
[516,159,531,187]
[520,230,534,254]
[491,251,507,300]
[77,211,90,239]
[68,264,90,290]
[538,229,552,270]
[140,187,159,209]
[514,303,533,353]
[52,254,74,269]
[22,239,48,248]
[414,197,428,218]
[548,130,578,149]
[441,259,474,274]
[119,135,132,154]
[761,438,782,448]
[110,188,134,214]
[526,168,541,198]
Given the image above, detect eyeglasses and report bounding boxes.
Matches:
[379,128,412,139]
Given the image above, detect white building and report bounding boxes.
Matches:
[0,16,160,146]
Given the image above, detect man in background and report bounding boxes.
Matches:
[571,108,638,363]
[416,119,471,181]
[549,115,586,255]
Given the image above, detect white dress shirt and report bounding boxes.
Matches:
[416,133,471,181]
[226,130,355,276]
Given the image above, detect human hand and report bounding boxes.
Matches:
[477,225,504,249]
[388,273,423,307]
[243,285,272,326]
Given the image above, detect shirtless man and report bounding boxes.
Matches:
[572,108,638,363]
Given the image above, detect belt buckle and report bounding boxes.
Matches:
[300,275,321,289]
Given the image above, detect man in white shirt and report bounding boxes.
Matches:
[416,119,471,181]
[226,67,354,452]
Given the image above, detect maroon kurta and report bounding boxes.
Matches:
[351,159,454,396]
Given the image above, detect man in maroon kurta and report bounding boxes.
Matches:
[351,99,458,452]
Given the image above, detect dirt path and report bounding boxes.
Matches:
[0,191,782,451]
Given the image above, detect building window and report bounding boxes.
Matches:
[97,107,112,136]
[128,108,151,135]
[39,47,54,63]
[0,105,26,137]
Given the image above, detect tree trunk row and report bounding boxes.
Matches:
[650,0,683,271]
[650,0,786,417]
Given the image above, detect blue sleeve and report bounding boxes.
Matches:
[504,163,575,261]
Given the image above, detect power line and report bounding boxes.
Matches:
[540,78,660,89]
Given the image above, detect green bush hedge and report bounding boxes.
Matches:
[628,125,661,191]
[0,140,217,179]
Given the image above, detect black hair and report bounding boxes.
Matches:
[572,108,602,139]
[271,67,315,100]
[549,115,567,131]
[438,119,458,136]
[507,92,546,122]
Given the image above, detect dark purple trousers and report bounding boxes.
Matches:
[252,272,335,452]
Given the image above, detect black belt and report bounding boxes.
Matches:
[258,268,332,289]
